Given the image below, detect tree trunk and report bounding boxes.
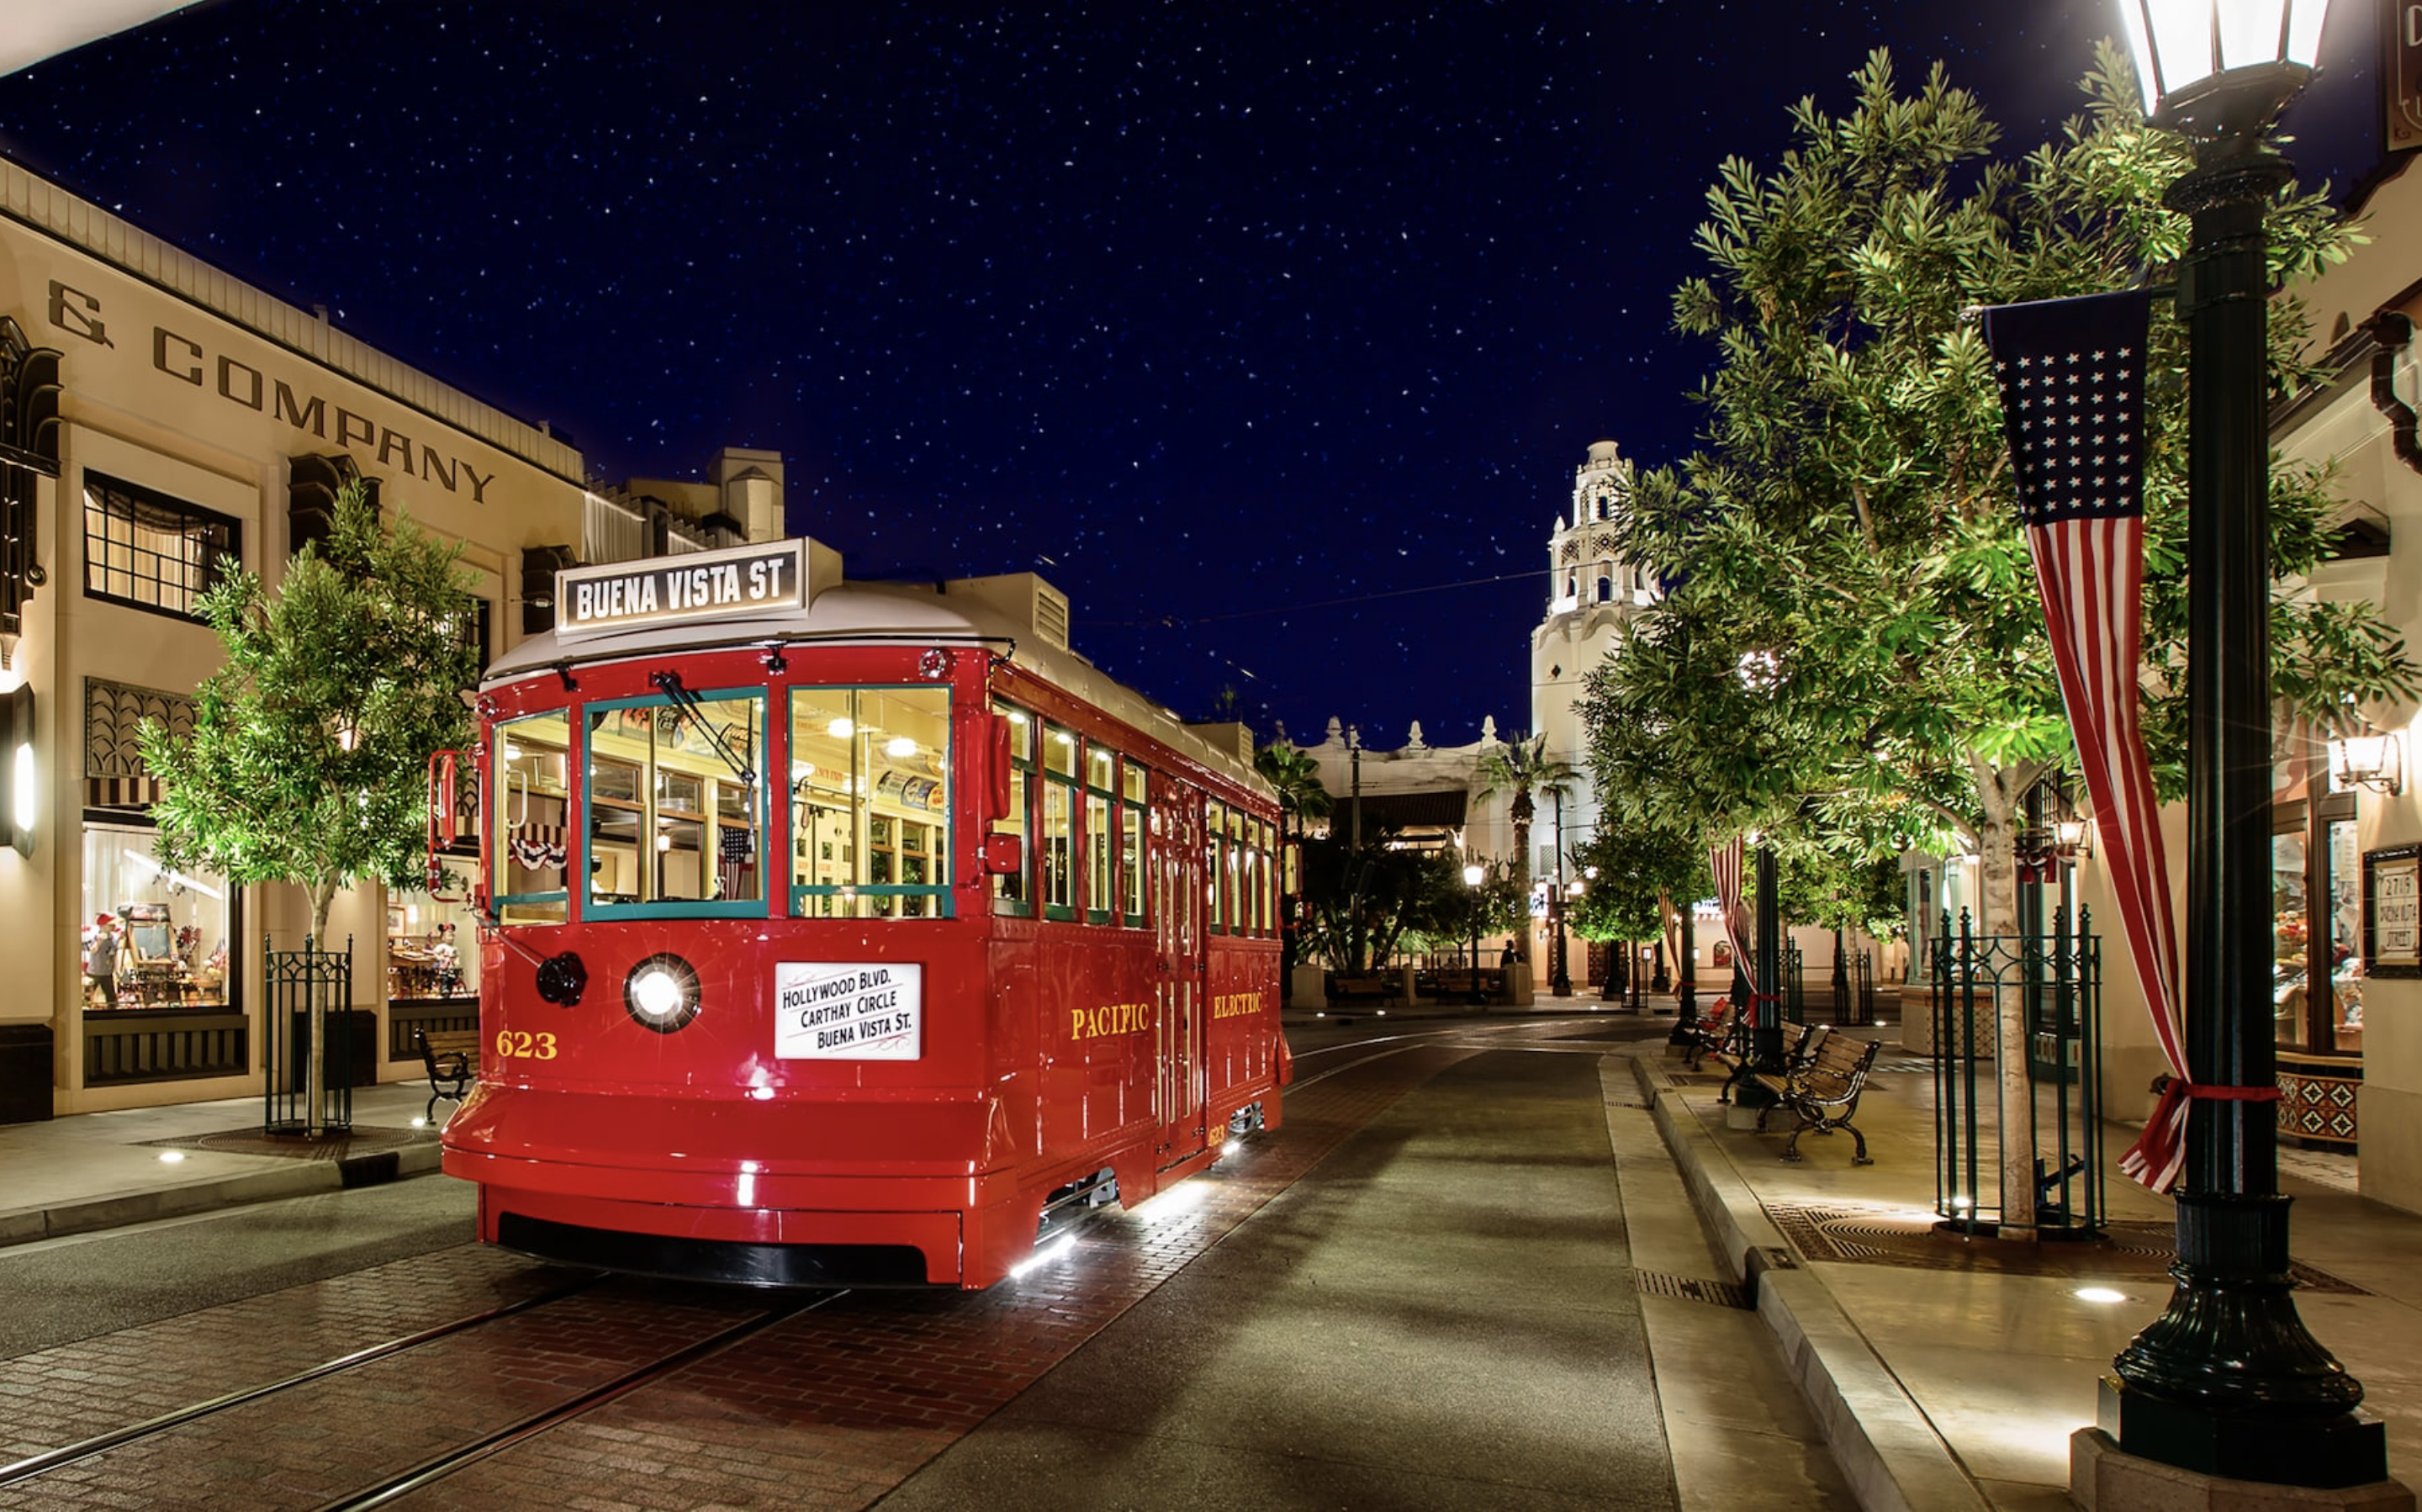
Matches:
[1974,769,2033,1239]
[307,880,339,1138]
[1510,817,1532,961]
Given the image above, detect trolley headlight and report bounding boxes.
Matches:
[623,953,703,1033]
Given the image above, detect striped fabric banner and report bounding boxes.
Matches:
[1707,835,1758,1002]
[1983,290,2192,1192]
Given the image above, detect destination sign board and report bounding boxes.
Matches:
[554,539,808,642]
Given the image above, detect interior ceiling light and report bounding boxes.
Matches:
[828,716,854,738]
[885,736,917,758]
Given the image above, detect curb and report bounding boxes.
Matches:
[1631,1054,1990,1512]
[0,1138,446,1250]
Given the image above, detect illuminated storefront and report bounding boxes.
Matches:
[0,155,783,1120]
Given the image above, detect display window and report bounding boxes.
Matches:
[789,685,952,919]
[80,823,237,1009]
[388,887,479,1002]
[2273,780,2362,1056]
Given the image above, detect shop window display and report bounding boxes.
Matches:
[388,889,479,1002]
[81,823,235,1008]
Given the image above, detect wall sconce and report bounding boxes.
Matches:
[2329,730,2403,796]
[3,682,33,858]
[2053,817,2094,859]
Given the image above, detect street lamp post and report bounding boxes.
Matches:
[1462,860,1488,1008]
[2091,1,2386,1492]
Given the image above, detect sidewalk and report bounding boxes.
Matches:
[0,1081,444,1248]
[1634,1032,2422,1511]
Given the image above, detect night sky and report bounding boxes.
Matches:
[0,2,2386,750]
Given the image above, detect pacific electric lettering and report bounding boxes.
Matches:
[1071,1002,1150,1039]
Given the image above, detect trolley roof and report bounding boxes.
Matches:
[483,546,1268,796]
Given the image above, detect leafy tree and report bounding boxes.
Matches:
[140,483,479,1128]
[1471,732,1579,962]
[1568,823,1706,949]
[1581,49,2416,1229]
[1254,740,1333,975]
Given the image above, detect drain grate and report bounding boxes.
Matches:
[1759,1202,2372,1295]
[1634,1270,1750,1308]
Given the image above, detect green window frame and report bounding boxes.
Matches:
[992,701,1034,917]
[789,685,955,921]
[584,690,770,922]
[491,710,572,925]
[1120,762,1149,927]
[1040,722,1078,921]
[1085,743,1118,925]
[1208,800,1229,934]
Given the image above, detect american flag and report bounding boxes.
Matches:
[1981,289,2190,1192]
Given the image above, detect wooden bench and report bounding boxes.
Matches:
[1328,975,1402,1007]
[414,1027,481,1123]
[1424,969,1504,1002]
[1680,997,1739,1073]
[1752,1031,1881,1164]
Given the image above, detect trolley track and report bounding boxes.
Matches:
[0,1029,1614,1510]
[320,1288,843,1511]
[0,1273,603,1490]
[0,1271,827,1511]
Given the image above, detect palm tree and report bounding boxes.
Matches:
[1255,741,1334,972]
[1471,733,1579,964]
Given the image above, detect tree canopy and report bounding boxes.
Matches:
[140,482,481,945]
[1578,47,2417,1229]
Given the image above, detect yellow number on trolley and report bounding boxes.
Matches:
[494,1030,559,1060]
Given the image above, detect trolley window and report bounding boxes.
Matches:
[992,701,1033,917]
[1040,723,1077,921]
[1269,814,1288,935]
[1207,800,1229,934]
[493,711,572,925]
[790,686,953,919]
[586,690,768,919]
[1120,763,1148,926]
[1085,744,1117,926]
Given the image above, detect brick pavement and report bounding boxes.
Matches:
[0,1245,568,1467]
[395,1045,1478,1512]
[0,1041,1473,1509]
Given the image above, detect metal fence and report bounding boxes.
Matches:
[1931,907,2105,1240]
[1782,939,1875,1026]
[264,934,353,1136]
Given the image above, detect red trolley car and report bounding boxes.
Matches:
[434,539,1287,1288]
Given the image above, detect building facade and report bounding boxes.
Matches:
[0,159,780,1121]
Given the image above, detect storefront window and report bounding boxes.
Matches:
[2273,832,2311,1049]
[388,888,479,1002]
[2328,818,2362,1053]
[81,823,235,1010]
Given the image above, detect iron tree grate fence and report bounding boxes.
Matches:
[264,934,353,1135]
[1933,907,2105,1240]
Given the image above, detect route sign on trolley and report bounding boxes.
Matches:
[555,539,809,641]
